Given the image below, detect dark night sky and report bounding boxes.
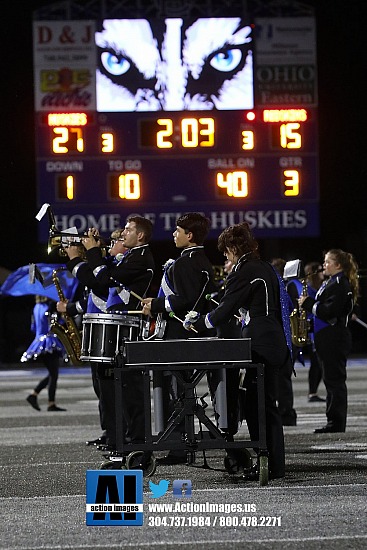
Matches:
[1,0,366,272]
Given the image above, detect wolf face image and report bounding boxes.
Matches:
[96,17,253,112]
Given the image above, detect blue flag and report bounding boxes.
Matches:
[0,264,79,301]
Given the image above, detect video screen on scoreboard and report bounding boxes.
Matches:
[95,18,254,112]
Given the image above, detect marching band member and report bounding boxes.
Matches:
[303,261,326,403]
[299,249,358,433]
[142,212,216,464]
[24,296,67,412]
[65,217,155,454]
[271,258,297,427]
[183,222,292,480]
[59,228,128,449]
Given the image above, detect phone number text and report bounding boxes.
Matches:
[147,516,282,527]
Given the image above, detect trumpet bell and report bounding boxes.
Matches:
[47,233,86,259]
[47,234,63,255]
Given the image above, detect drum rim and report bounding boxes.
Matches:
[82,312,141,326]
[80,355,115,363]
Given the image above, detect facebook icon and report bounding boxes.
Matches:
[86,470,143,526]
[172,479,192,497]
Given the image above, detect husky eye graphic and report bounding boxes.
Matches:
[100,51,131,76]
[96,17,253,112]
[209,48,243,72]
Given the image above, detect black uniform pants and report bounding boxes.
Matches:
[308,348,323,395]
[34,352,60,402]
[91,363,106,432]
[97,365,145,448]
[242,355,285,478]
[314,325,352,431]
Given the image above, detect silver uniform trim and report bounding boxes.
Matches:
[117,287,130,305]
[129,244,149,255]
[250,278,268,315]
[72,262,86,277]
[205,314,214,329]
[345,291,354,327]
[76,301,84,314]
[160,275,175,298]
[93,265,106,278]
[165,297,172,312]
[90,291,107,312]
[181,246,204,258]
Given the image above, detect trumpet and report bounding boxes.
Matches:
[47,229,111,257]
[36,203,113,257]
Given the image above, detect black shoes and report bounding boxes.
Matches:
[26,396,66,412]
[26,395,40,411]
[314,425,345,433]
[96,444,116,452]
[86,435,107,446]
[102,450,126,461]
[308,395,326,403]
[47,404,67,411]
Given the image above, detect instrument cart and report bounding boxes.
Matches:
[100,337,269,486]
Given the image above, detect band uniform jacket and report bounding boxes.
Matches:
[199,257,289,367]
[151,246,216,339]
[301,272,353,334]
[67,244,155,311]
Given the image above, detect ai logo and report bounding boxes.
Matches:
[86,470,143,526]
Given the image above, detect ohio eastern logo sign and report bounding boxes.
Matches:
[86,470,143,526]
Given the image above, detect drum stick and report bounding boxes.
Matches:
[118,310,145,314]
[353,316,367,330]
[206,294,220,306]
[129,290,145,302]
[169,311,198,333]
[205,294,241,321]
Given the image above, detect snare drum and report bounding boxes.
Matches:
[81,313,141,363]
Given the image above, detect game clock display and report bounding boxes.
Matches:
[34,16,318,239]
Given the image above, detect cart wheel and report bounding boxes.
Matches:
[259,455,269,486]
[100,460,125,470]
[126,451,156,477]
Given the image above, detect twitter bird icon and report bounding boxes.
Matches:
[149,480,170,498]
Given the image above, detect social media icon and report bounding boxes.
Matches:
[173,479,192,497]
[149,480,170,498]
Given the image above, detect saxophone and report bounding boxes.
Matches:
[289,277,310,347]
[50,267,83,365]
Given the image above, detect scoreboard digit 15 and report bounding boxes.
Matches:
[34,15,318,239]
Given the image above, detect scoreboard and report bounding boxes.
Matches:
[33,15,318,240]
